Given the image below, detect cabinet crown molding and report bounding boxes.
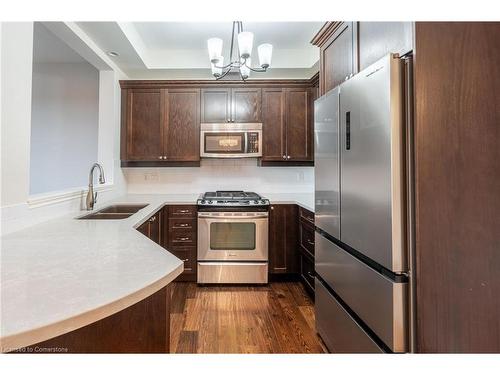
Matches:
[310,21,344,47]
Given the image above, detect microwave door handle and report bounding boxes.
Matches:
[244,132,248,154]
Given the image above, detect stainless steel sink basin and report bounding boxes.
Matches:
[98,204,149,214]
[77,204,149,220]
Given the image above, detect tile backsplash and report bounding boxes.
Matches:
[123,158,314,195]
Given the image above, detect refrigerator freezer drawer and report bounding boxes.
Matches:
[315,233,408,352]
[315,278,384,353]
[197,262,268,284]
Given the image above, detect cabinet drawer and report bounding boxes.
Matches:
[168,231,196,247]
[168,205,196,218]
[300,253,315,294]
[299,207,315,226]
[300,221,315,257]
[170,248,196,274]
[169,218,196,231]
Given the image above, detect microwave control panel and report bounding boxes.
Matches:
[247,132,260,153]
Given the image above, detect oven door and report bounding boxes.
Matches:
[198,211,268,261]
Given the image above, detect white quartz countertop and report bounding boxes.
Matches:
[0,192,313,351]
[263,193,314,212]
[0,194,199,351]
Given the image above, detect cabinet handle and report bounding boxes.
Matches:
[177,237,190,241]
[149,216,156,222]
[307,239,315,245]
[177,223,190,227]
[307,271,315,279]
[182,259,189,262]
[177,210,190,213]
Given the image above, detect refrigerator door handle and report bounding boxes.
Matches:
[346,111,351,150]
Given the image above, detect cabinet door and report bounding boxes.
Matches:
[148,212,161,244]
[201,88,231,123]
[165,89,200,161]
[124,89,165,161]
[268,204,298,274]
[261,88,286,161]
[285,88,313,161]
[231,88,262,123]
[322,22,355,94]
[358,22,413,71]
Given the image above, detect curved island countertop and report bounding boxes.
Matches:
[0,194,199,352]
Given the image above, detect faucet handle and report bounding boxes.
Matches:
[94,192,98,205]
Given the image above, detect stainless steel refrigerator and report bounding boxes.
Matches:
[314,53,414,353]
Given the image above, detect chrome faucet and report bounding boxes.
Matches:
[86,163,106,210]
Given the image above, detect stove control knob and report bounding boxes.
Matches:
[208,200,213,204]
[254,200,259,204]
[201,200,205,204]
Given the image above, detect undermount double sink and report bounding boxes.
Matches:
[78,204,149,220]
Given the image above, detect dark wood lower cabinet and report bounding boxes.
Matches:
[21,286,171,353]
[268,204,299,274]
[268,204,316,297]
[162,205,198,282]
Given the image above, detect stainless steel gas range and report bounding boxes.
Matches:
[197,191,270,284]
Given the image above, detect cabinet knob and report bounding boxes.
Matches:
[158,156,162,160]
[282,155,286,159]
[271,206,274,210]
[149,216,156,222]
[287,155,291,160]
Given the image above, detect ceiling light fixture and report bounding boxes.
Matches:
[207,21,273,81]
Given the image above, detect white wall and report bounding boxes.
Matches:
[30,62,99,194]
[0,22,127,236]
[124,159,313,195]
[1,22,34,208]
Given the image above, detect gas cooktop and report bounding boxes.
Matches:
[197,191,270,207]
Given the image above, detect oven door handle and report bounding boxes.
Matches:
[198,212,269,219]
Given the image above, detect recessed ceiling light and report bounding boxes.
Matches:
[107,51,119,57]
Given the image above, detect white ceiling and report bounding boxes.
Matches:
[76,22,322,78]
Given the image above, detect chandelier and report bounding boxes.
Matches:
[207,21,273,81]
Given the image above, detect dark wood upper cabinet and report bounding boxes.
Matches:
[358,22,413,70]
[231,88,262,123]
[312,22,356,95]
[269,204,298,274]
[201,87,261,123]
[285,88,313,161]
[261,87,313,163]
[122,88,200,166]
[200,88,231,123]
[124,88,165,161]
[262,88,285,161]
[165,89,200,161]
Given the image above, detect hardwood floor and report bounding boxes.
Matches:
[170,281,327,353]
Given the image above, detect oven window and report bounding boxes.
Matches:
[209,222,256,250]
[204,133,245,153]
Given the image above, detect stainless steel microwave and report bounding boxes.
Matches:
[200,123,262,158]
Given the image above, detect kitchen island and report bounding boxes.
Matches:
[0,193,313,353]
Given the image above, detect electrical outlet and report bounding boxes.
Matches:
[144,172,159,182]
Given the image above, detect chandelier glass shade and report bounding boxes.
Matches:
[207,21,273,80]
